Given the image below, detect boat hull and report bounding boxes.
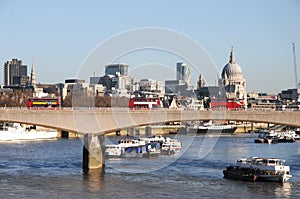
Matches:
[223,167,292,182]
[190,127,237,134]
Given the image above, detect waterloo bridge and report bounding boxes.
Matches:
[1,108,300,169]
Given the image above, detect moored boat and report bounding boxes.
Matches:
[254,130,296,144]
[105,144,123,157]
[0,123,57,141]
[161,138,182,154]
[188,121,236,134]
[223,157,292,182]
[105,136,182,158]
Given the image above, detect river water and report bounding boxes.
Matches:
[0,134,300,199]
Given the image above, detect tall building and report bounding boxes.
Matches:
[197,74,205,89]
[221,47,247,107]
[4,59,28,86]
[176,62,191,88]
[105,63,129,76]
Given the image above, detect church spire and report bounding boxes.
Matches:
[229,46,235,64]
[31,61,36,87]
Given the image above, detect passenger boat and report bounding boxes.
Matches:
[105,144,123,157]
[105,136,182,158]
[254,130,296,144]
[223,157,292,182]
[0,123,57,141]
[278,130,297,142]
[142,147,161,158]
[188,121,237,134]
[197,124,237,134]
[161,138,182,154]
[117,139,146,157]
[254,130,279,144]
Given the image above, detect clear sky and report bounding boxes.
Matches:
[0,0,300,93]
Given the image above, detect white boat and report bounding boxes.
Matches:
[254,130,296,144]
[223,157,292,182]
[138,135,165,144]
[142,147,160,158]
[161,138,182,154]
[105,136,182,158]
[189,123,237,134]
[278,130,298,142]
[0,123,57,141]
[105,144,123,157]
[254,130,279,144]
[117,139,146,148]
[105,139,146,158]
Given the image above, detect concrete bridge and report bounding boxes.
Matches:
[1,108,300,169]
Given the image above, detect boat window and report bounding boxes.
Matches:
[269,160,275,164]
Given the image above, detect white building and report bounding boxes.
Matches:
[221,47,247,107]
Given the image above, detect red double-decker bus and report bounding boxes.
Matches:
[129,97,161,109]
[27,97,60,109]
[211,98,244,110]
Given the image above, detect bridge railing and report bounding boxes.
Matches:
[0,106,299,112]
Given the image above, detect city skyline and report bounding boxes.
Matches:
[1,0,300,93]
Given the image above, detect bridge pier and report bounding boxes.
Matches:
[82,134,105,170]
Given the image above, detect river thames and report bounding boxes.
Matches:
[0,134,300,198]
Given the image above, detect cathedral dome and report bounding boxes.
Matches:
[221,47,243,79]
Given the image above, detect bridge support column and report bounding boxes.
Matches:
[82,134,105,170]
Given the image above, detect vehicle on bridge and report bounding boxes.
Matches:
[129,97,162,109]
[27,97,60,109]
[211,97,244,110]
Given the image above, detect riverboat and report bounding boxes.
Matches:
[223,157,292,182]
[105,136,182,158]
[161,138,182,154]
[142,147,161,158]
[254,130,296,144]
[0,123,57,141]
[254,130,279,144]
[105,144,123,157]
[188,121,237,134]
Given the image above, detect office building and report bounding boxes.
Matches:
[105,63,128,76]
[4,59,28,86]
[176,62,191,87]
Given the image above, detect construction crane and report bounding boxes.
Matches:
[293,42,300,103]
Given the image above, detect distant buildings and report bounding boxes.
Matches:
[105,63,128,76]
[196,47,247,109]
[165,62,192,96]
[247,92,277,110]
[3,58,37,89]
[3,50,299,110]
[279,88,300,103]
[4,59,28,86]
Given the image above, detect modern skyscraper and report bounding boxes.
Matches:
[105,63,129,76]
[4,59,28,86]
[176,62,191,87]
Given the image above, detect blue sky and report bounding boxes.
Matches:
[0,0,300,93]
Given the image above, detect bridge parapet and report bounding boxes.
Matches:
[0,109,300,135]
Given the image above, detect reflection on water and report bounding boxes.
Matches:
[243,182,292,198]
[83,168,105,191]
